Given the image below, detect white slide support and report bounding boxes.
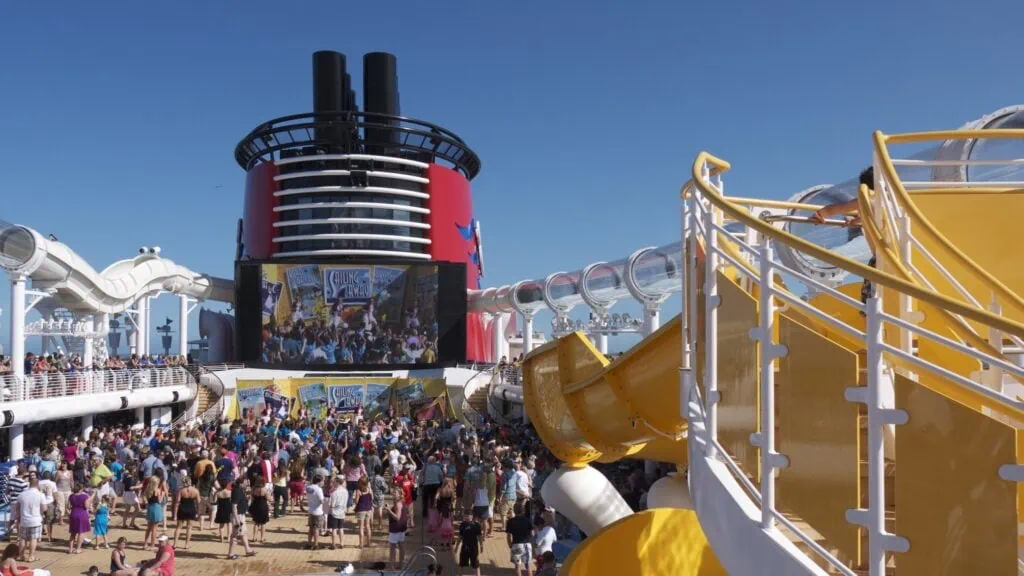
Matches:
[540,464,634,537]
[0,222,232,313]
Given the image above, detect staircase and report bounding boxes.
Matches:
[195,384,219,417]
[780,349,896,575]
[168,367,224,432]
[467,384,490,414]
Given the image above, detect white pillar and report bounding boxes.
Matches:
[10,276,25,379]
[41,335,50,356]
[9,425,24,461]
[144,296,152,356]
[178,295,189,358]
[522,313,534,356]
[137,296,148,356]
[128,305,138,356]
[83,315,94,369]
[646,307,661,336]
[492,313,505,363]
[597,334,609,355]
[501,313,512,359]
[135,406,146,425]
[82,413,94,439]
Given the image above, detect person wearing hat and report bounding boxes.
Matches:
[139,534,174,576]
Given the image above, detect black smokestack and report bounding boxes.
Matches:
[312,50,345,113]
[363,52,399,153]
[312,51,346,148]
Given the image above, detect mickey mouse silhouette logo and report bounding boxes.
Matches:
[456,218,483,276]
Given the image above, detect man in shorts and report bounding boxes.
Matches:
[497,461,518,532]
[455,510,484,576]
[37,471,58,543]
[14,474,45,562]
[506,501,534,576]
[305,475,326,550]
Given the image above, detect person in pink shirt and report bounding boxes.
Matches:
[61,439,78,466]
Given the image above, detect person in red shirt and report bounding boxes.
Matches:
[393,465,416,529]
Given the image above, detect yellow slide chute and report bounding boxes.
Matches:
[522,314,687,468]
[561,509,726,576]
[523,315,727,575]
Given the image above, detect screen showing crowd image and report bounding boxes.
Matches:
[259,262,440,366]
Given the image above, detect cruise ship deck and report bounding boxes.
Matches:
[16,512,518,576]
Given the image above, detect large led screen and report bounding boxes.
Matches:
[255,262,451,367]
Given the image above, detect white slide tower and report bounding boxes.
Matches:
[0,220,233,460]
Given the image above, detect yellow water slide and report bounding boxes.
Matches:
[522,315,686,467]
[525,131,1024,574]
[522,315,728,575]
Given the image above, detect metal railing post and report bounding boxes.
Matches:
[750,243,789,530]
[704,194,720,459]
[897,215,914,354]
[865,296,888,575]
[845,296,909,575]
[988,294,1003,392]
[688,193,700,405]
[681,198,693,411]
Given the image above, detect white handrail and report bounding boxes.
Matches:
[687,156,1024,576]
[0,367,192,403]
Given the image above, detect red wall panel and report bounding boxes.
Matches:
[241,162,280,260]
[425,164,488,361]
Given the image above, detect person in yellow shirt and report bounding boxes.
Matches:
[89,456,113,488]
[421,345,436,364]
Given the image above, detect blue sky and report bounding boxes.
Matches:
[0,0,1021,354]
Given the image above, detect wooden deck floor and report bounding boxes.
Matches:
[18,508,517,575]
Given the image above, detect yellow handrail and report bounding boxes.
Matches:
[685,152,1024,341]
[856,183,1006,359]
[884,128,1024,144]
[873,130,1024,319]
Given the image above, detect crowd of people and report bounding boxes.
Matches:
[0,354,192,403]
[0,392,661,576]
[262,297,440,366]
[0,354,191,377]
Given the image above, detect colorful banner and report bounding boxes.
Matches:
[363,383,392,420]
[323,267,372,304]
[264,390,290,419]
[285,264,324,321]
[414,395,446,422]
[328,383,365,412]
[231,377,448,421]
[298,382,328,418]
[392,378,447,418]
[237,387,266,410]
[373,266,406,298]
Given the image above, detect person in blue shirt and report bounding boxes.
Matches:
[323,340,337,364]
[339,346,354,364]
[233,430,246,454]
